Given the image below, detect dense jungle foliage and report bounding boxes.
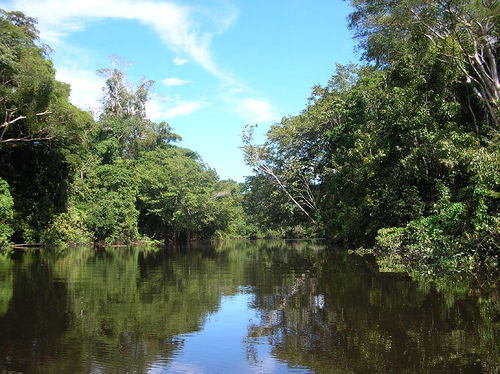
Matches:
[243,0,500,267]
[0,10,246,247]
[2,1,500,270]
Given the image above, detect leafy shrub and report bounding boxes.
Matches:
[41,207,93,245]
[0,178,14,250]
[376,202,467,262]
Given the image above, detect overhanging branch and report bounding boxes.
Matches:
[1,109,54,143]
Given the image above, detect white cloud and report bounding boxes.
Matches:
[164,101,208,118]
[5,0,238,83]
[5,0,275,125]
[162,78,192,87]
[233,97,277,123]
[55,66,103,112]
[173,57,190,66]
[146,98,209,120]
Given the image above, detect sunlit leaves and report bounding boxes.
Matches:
[136,147,240,241]
[97,60,181,160]
[348,0,500,127]
[0,178,13,249]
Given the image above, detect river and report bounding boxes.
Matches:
[0,240,499,373]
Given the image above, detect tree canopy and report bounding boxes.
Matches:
[0,10,245,247]
[243,0,500,266]
[3,3,500,269]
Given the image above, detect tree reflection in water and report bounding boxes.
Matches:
[0,241,498,373]
[245,247,500,374]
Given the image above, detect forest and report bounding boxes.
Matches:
[1,1,500,268]
[242,0,500,268]
[0,9,246,246]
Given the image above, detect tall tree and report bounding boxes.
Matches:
[1,10,57,144]
[0,10,95,243]
[348,0,500,127]
[96,57,180,160]
[242,124,329,237]
[136,147,229,242]
[0,177,13,249]
[241,65,360,239]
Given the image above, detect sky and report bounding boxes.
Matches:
[1,0,358,182]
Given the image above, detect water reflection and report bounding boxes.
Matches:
[0,241,499,373]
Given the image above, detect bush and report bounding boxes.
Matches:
[375,202,467,262]
[0,178,14,250]
[40,207,93,245]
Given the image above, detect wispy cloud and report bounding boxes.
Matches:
[232,97,277,123]
[173,57,190,66]
[5,0,238,82]
[162,78,192,87]
[4,0,278,125]
[146,98,209,120]
[55,66,103,112]
[164,101,208,118]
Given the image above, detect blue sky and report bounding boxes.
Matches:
[1,0,357,182]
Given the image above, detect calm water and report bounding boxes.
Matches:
[0,240,499,374]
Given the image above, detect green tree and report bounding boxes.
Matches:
[71,161,139,243]
[242,65,362,239]
[0,10,89,145]
[96,57,181,160]
[63,59,187,244]
[0,10,95,243]
[0,178,13,249]
[240,0,500,265]
[242,124,330,237]
[348,0,499,127]
[244,51,499,262]
[136,147,225,241]
[343,0,500,261]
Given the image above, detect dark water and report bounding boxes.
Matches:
[0,240,499,374]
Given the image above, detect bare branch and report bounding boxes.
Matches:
[259,162,319,225]
[1,109,54,143]
[0,136,53,144]
[2,114,26,127]
[408,0,500,125]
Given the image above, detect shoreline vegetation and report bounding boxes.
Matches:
[1,2,500,274]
